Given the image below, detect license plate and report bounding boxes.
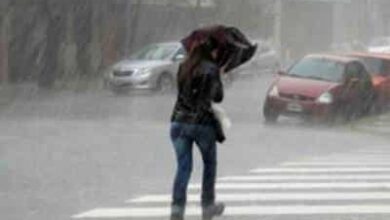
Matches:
[287,102,303,112]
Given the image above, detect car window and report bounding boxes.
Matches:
[175,47,186,57]
[171,47,187,61]
[353,57,390,76]
[357,57,383,75]
[382,61,390,76]
[346,63,360,77]
[288,57,345,82]
[346,62,371,81]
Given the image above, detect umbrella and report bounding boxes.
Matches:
[181,25,257,72]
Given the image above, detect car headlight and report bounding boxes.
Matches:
[135,68,152,77]
[269,86,279,97]
[316,92,333,104]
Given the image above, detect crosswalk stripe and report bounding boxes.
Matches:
[219,174,390,181]
[303,156,390,160]
[358,150,390,154]
[310,157,390,160]
[72,149,390,219]
[128,192,390,203]
[188,182,390,190]
[303,159,390,163]
[72,205,390,218]
[282,162,390,166]
[347,153,390,156]
[250,167,390,173]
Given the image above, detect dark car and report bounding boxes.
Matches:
[263,54,374,123]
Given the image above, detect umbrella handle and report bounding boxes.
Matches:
[220,57,233,73]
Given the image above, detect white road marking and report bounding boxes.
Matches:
[357,150,390,154]
[72,149,390,219]
[128,192,390,203]
[72,205,390,218]
[188,182,390,190]
[311,156,390,160]
[250,167,390,173]
[219,174,390,181]
[282,162,390,166]
[303,156,390,161]
[302,159,390,163]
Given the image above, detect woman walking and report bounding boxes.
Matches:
[170,25,256,220]
[170,37,225,220]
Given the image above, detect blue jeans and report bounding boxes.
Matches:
[170,122,217,209]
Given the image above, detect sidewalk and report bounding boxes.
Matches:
[0,82,39,105]
[0,79,104,106]
[351,112,390,138]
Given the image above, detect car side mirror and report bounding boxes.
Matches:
[173,54,185,62]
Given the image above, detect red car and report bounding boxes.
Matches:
[346,52,390,111]
[263,54,374,123]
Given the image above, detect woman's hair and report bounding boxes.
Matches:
[178,38,218,84]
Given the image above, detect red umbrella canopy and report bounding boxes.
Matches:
[181,25,257,72]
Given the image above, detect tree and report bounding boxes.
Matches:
[38,0,65,88]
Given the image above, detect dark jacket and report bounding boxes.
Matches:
[171,60,224,125]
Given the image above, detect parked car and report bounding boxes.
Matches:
[104,42,185,93]
[368,37,390,53]
[263,54,374,123]
[347,52,390,111]
[232,40,280,77]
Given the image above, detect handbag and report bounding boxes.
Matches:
[211,103,232,143]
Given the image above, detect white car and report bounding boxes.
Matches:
[368,37,390,53]
[104,42,185,93]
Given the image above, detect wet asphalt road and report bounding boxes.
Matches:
[1,72,390,220]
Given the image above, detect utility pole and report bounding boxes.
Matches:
[128,0,142,54]
[124,1,132,56]
[273,0,282,61]
[195,0,202,28]
[0,1,9,83]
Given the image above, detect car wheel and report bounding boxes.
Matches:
[157,73,174,94]
[263,103,279,123]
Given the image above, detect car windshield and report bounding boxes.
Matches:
[288,57,345,82]
[130,44,178,60]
